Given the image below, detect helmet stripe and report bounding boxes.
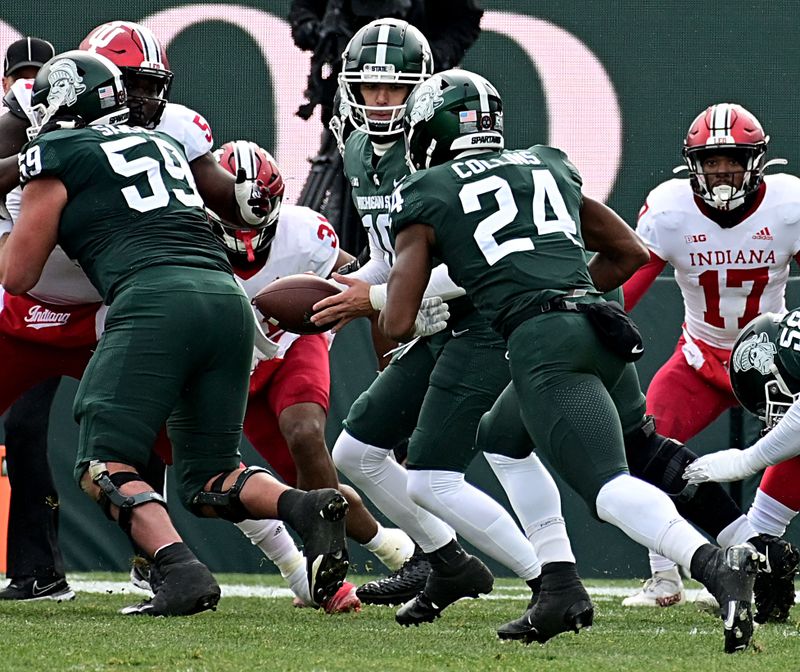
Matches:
[132,25,162,64]
[462,70,490,112]
[710,103,732,139]
[375,24,391,65]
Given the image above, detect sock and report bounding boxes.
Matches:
[715,514,758,549]
[484,452,575,564]
[648,550,677,574]
[688,543,719,584]
[595,474,706,570]
[748,488,798,537]
[406,469,541,580]
[426,539,469,575]
[153,541,198,566]
[540,561,581,591]
[276,489,306,531]
[526,575,542,595]
[364,525,415,571]
[331,431,454,552]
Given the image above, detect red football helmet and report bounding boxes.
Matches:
[79,21,173,128]
[209,141,285,263]
[682,103,768,211]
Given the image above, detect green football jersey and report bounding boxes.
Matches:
[20,125,231,302]
[391,145,598,335]
[343,130,410,266]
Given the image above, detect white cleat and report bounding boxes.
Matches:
[622,568,686,607]
[693,586,720,614]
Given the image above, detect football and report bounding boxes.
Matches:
[252,274,341,335]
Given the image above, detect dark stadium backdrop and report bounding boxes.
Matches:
[1,0,798,576]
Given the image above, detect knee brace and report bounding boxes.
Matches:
[623,416,697,501]
[87,461,168,536]
[190,466,270,522]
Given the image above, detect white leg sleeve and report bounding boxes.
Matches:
[748,488,798,537]
[331,431,454,553]
[406,469,541,580]
[595,474,706,571]
[484,452,575,565]
[235,519,311,604]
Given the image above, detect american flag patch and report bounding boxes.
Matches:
[459,110,477,122]
[98,86,114,99]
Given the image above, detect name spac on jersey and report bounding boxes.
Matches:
[235,204,340,358]
[636,174,800,349]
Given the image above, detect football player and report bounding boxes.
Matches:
[209,140,436,611]
[0,50,349,616]
[685,310,800,621]
[0,22,340,611]
[0,36,73,603]
[312,19,581,628]
[382,68,761,653]
[621,104,800,616]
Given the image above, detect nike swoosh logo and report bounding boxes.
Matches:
[393,178,403,188]
[31,580,59,596]
[631,345,644,354]
[451,328,470,338]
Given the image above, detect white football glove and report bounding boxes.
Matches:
[412,297,450,338]
[683,448,762,485]
[234,168,267,227]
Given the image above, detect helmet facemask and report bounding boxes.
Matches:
[208,140,284,265]
[763,374,798,430]
[339,19,433,139]
[684,145,766,211]
[122,66,173,128]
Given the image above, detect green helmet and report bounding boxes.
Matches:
[338,18,433,137]
[28,50,129,139]
[404,69,503,173]
[730,311,800,428]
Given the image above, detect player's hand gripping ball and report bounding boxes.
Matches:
[253,274,341,334]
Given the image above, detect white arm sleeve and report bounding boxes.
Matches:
[743,401,800,470]
[367,263,466,311]
[330,223,392,287]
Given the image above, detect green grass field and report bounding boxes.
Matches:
[1,574,799,672]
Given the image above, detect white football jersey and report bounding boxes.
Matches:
[5,101,215,305]
[636,174,800,348]
[236,204,340,357]
[155,102,213,162]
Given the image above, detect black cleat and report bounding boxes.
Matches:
[0,576,75,602]
[294,489,350,607]
[699,544,759,654]
[356,546,431,606]
[121,543,220,617]
[129,556,163,594]
[395,554,493,626]
[497,570,592,643]
[749,534,799,624]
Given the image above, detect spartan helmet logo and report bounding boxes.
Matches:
[732,332,778,375]
[47,59,87,108]
[408,79,443,124]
